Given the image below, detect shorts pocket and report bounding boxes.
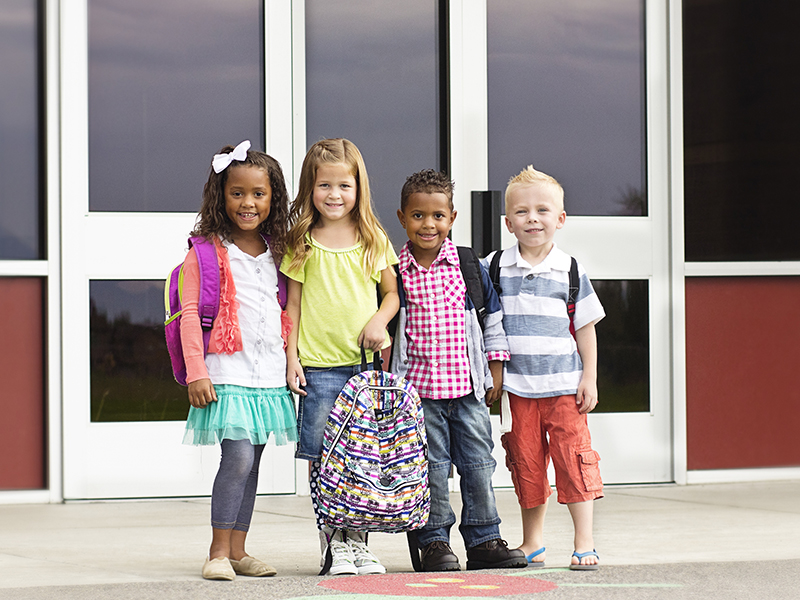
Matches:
[576,448,602,492]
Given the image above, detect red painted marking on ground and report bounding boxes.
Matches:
[318,573,557,596]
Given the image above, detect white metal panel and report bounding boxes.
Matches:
[59,0,297,499]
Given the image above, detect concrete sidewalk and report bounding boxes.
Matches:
[1,480,798,599]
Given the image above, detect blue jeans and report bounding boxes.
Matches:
[295,364,361,461]
[417,393,502,549]
[211,439,265,531]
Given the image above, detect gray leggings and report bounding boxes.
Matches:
[211,439,265,531]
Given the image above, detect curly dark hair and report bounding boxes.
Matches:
[191,145,290,262]
[400,169,454,211]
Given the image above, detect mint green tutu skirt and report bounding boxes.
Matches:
[183,384,298,446]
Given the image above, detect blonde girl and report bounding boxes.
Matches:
[282,138,399,576]
[181,141,297,580]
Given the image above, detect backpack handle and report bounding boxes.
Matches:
[360,346,382,372]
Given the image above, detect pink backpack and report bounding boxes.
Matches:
[164,235,286,386]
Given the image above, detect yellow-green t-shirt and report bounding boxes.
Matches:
[281,234,399,367]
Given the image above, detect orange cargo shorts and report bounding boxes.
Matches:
[501,392,603,507]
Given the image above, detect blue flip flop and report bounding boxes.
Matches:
[525,547,546,568]
[570,549,599,571]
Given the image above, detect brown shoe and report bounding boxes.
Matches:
[466,539,527,570]
[420,541,461,572]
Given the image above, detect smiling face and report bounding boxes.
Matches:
[397,191,456,266]
[224,165,272,238]
[504,183,566,258]
[312,162,358,225]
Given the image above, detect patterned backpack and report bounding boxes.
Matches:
[317,350,429,534]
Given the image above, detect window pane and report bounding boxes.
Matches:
[88,0,264,212]
[487,0,646,216]
[489,279,649,416]
[90,280,188,422]
[0,0,42,259]
[305,0,440,248]
[684,2,800,261]
[593,280,649,413]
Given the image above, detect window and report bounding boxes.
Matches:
[305,0,443,247]
[0,0,43,259]
[90,280,187,422]
[488,0,647,216]
[88,0,264,212]
[684,1,800,261]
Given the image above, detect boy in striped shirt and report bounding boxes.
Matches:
[486,166,605,570]
[391,169,526,572]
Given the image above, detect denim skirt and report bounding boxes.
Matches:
[295,364,361,460]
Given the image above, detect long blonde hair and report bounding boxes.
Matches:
[286,138,389,277]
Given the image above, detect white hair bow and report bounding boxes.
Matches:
[212,140,251,173]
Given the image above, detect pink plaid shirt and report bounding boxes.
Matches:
[399,239,507,400]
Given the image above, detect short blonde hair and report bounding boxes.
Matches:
[504,165,565,212]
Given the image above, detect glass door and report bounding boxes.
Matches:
[60,0,296,498]
[450,0,673,484]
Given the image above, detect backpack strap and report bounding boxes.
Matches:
[567,256,579,337]
[488,249,503,295]
[456,246,486,330]
[386,264,403,337]
[187,236,220,334]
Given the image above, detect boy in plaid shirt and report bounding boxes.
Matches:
[390,170,526,572]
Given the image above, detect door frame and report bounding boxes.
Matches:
[58,0,298,499]
[446,0,682,485]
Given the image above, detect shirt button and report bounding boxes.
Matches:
[432,361,439,367]
[257,339,262,344]
[256,268,261,274]
[433,340,438,345]
[526,274,534,280]
[261,297,266,302]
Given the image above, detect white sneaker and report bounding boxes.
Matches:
[348,539,386,575]
[327,540,358,576]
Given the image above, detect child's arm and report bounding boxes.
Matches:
[479,261,510,406]
[188,379,217,408]
[358,266,399,353]
[486,361,504,407]
[285,278,307,396]
[574,322,598,413]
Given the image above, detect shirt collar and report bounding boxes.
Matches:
[500,242,571,273]
[399,238,459,274]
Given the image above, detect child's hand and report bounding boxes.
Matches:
[287,358,307,396]
[485,360,504,406]
[188,379,217,408]
[357,315,387,353]
[576,378,598,414]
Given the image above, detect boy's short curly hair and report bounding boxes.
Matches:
[505,165,565,212]
[400,169,455,211]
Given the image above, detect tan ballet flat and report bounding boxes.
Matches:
[202,556,235,580]
[229,555,277,577]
